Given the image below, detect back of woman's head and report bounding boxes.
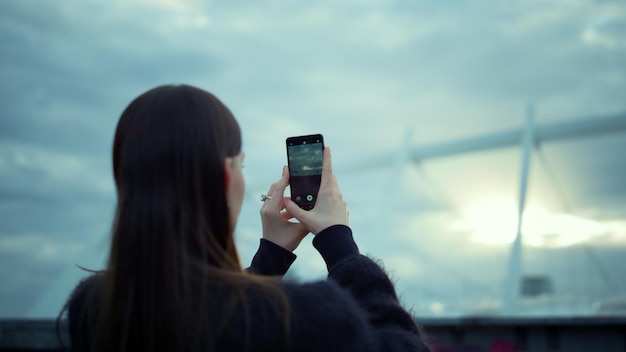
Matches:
[102,85,245,351]
[112,84,242,271]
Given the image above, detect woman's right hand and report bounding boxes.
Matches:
[285,147,349,235]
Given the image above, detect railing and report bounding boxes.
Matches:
[2,317,625,351]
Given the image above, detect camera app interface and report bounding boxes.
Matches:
[288,138,323,210]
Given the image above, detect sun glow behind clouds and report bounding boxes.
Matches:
[454,196,626,247]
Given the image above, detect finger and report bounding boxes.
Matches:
[284,198,308,222]
[280,211,294,221]
[279,200,297,220]
[265,165,289,207]
[320,147,333,188]
[270,166,290,198]
[260,183,280,214]
[267,183,276,196]
[262,182,277,206]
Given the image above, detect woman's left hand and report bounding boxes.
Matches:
[260,166,309,252]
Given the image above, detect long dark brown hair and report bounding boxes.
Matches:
[60,85,289,352]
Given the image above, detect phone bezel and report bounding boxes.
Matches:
[286,134,324,210]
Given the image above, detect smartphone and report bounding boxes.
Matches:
[286,134,324,210]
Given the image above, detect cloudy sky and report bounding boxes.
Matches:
[1,0,626,319]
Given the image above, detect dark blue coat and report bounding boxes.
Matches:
[67,225,432,351]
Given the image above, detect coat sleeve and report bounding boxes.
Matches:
[312,225,433,352]
[246,239,297,276]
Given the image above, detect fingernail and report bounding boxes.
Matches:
[282,165,287,175]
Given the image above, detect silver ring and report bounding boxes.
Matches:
[260,194,272,202]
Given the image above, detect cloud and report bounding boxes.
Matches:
[0,232,86,263]
[0,141,114,197]
[1,0,625,318]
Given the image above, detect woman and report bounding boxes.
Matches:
[63,84,432,352]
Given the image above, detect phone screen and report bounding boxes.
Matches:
[286,134,324,210]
